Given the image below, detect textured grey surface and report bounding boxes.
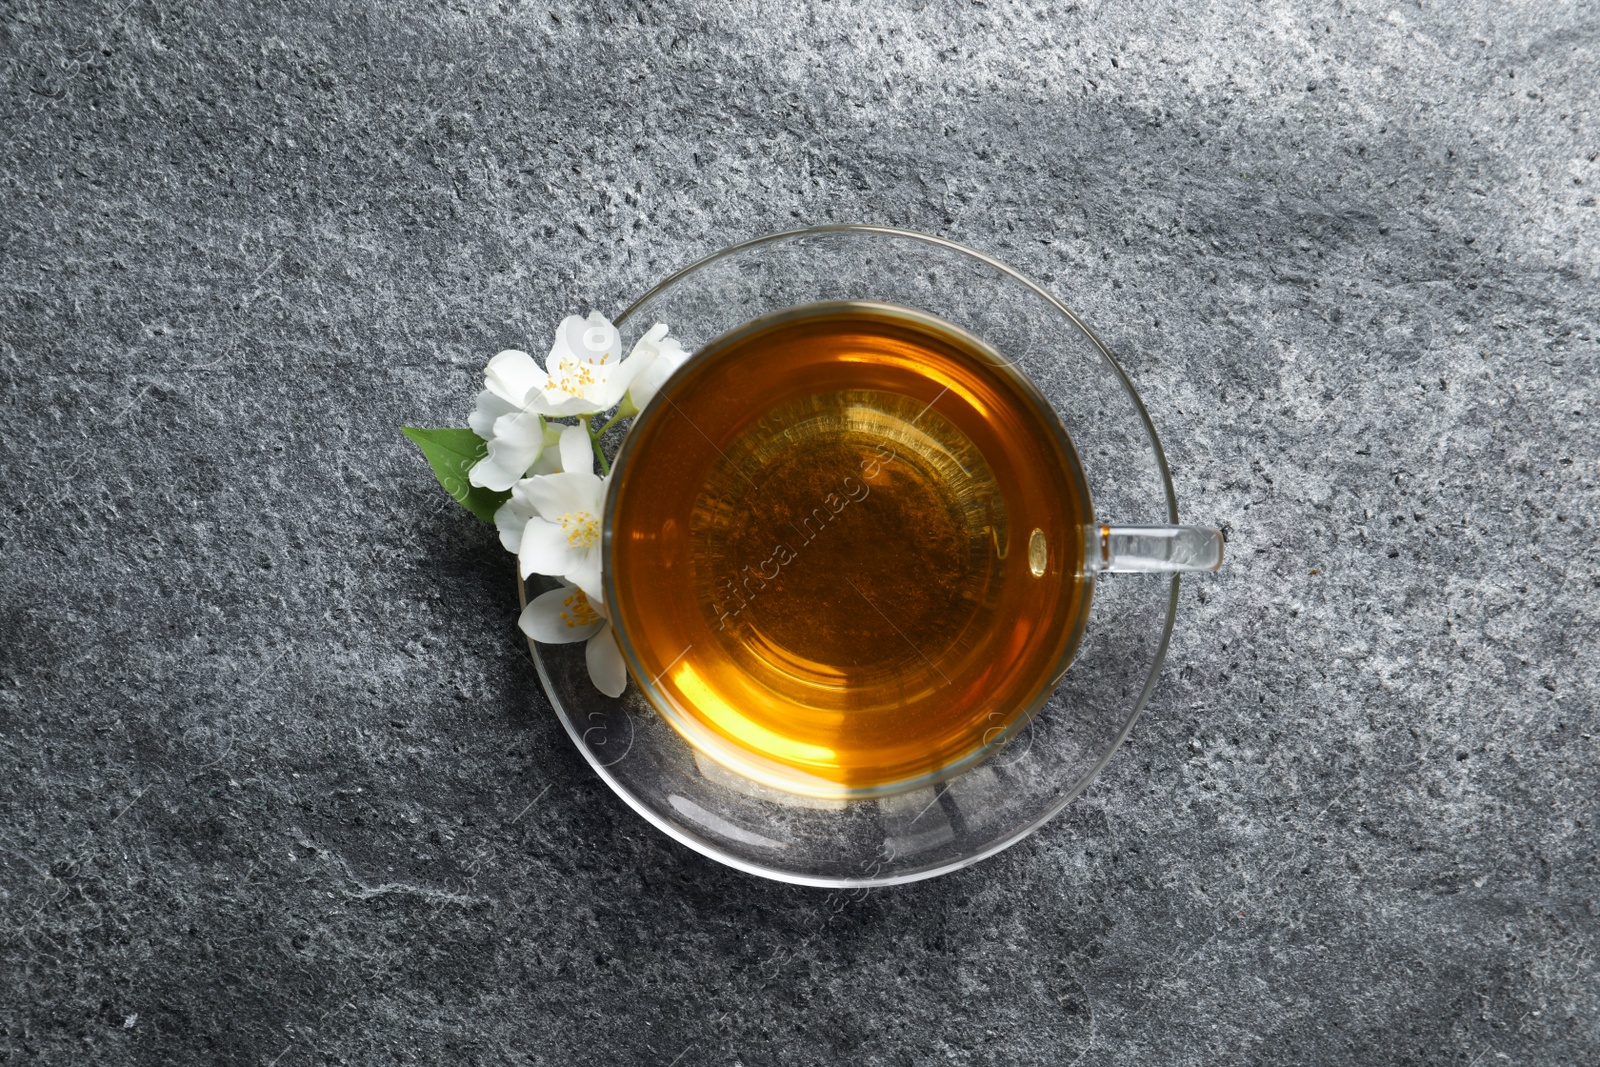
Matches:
[2,1,1598,1063]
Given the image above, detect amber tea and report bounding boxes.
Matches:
[606,303,1094,797]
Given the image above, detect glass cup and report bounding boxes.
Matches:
[521,225,1222,886]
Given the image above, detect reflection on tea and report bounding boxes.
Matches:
[608,303,1092,796]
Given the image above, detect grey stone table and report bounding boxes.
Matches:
[3,1,1596,1063]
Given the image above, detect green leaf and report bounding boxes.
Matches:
[400,426,512,523]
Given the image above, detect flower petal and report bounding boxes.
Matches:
[557,424,593,476]
[627,332,689,411]
[589,344,652,410]
[470,437,541,490]
[531,391,595,415]
[493,498,529,554]
[528,424,566,474]
[484,350,547,406]
[586,623,628,697]
[521,470,603,521]
[506,478,535,509]
[518,518,579,579]
[519,584,605,644]
[470,448,528,492]
[468,390,519,440]
[530,392,611,417]
[490,411,544,449]
[565,550,603,604]
[559,311,621,367]
[545,313,621,380]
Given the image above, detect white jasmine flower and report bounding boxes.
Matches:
[518,579,627,697]
[491,423,571,552]
[467,391,560,492]
[469,313,670,490]
[493,424,606,600]
[622,323,690,414]
[532,311,653,418]
[467,350,558,491]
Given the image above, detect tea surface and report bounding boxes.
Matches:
[608,303,1091,796]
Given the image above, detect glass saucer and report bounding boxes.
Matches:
[519,226,1178,887]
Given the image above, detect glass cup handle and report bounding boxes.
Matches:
[1084,524,1225,574]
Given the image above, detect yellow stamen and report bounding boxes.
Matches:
[559,589,601,628]
[557,510,600,549]
[552,358,603,396]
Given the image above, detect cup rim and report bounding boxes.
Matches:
[602,298,1100,800]
[525,224,1181,886]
